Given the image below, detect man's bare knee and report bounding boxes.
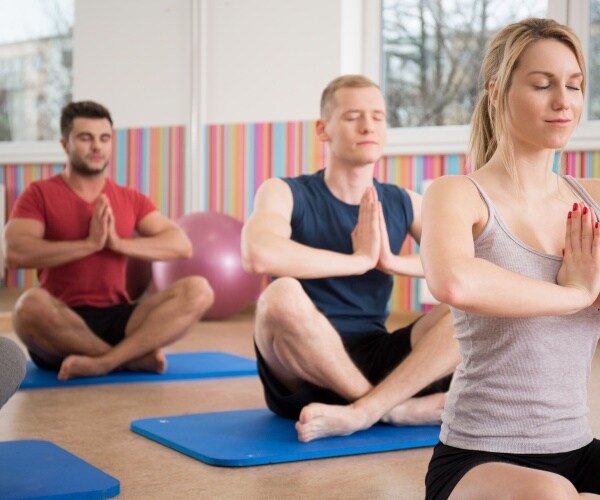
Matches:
[171,276,215,316]
[257,277,312,327]
[13,289,56,329]
[255,277,328,357]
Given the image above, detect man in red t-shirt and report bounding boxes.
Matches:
[3,101,214,380]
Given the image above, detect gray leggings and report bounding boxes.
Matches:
[0,337,26,409]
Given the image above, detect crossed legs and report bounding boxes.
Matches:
[13,276,214,380]
[254,277,460,442]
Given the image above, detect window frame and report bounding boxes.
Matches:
[0,0,73,164]
[0,141,64,164]
[363,0,600,155]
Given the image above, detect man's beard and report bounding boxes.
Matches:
[70,156,109,177]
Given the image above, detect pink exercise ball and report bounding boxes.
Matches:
[152,212,262,319]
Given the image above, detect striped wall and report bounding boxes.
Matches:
[111,127,186,219]
[1,126,185,288]
[3,121,600,312]
[563,150,600,177]
[204,122,326,218]
[204,120,600,312]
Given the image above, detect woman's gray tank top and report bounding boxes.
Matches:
[441,176,600,454]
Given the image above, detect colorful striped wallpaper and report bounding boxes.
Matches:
[2,121,600,312]
[0,126,185,288]
[204,122,326,218]
[563,150,600,177]
[111,127,186,219]
[204,120,600,312]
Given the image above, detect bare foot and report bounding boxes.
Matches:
[124,350,167,374]
[381,393,446,426]
[58,350,167,380]
[295,393,446,443]
[58,355,111,380]
[295,402,372,443]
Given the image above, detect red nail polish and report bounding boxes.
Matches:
[596,222,599,229]
[583,206,588,215]
[562,248,565,256]
[568,211,572,219]
[573,203,579,211]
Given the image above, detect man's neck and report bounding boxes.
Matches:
[323,162,375,205]
[62,167,107,202]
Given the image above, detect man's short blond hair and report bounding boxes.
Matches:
[320,75,380,119]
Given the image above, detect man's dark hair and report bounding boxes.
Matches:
[60,101,113,140]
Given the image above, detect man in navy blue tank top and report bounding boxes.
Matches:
[242,75,459,442]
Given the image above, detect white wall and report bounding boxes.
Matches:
[74,0,350,127]
[204,0,343,123]
[74,0,191,128]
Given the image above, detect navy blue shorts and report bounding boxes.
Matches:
[255,320,453,419]
[425,440,600,499]
[29,303,137,371]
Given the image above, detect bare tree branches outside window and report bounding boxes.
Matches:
[0,0,73,142]
[382,0,546,128]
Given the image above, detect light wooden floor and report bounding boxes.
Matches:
[1,289,599,499]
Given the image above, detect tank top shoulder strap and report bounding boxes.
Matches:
[563,175,600,213]
[463,175,498,219]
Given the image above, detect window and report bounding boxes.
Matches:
[0,0,73,162]
[365,0,600,154]
[381,0,547,128]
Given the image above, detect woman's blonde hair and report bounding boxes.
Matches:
[469,18,586,175]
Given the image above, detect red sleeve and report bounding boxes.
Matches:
[133,190,157,223]
[10,183,46,224]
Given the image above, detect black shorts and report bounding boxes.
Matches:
[425,440,600,499]
[255,321,453,420]
[29,303,137,371]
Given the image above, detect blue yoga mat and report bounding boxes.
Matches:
[0,440,119,499]
[20,351,257,389]
[131,408,440,467]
